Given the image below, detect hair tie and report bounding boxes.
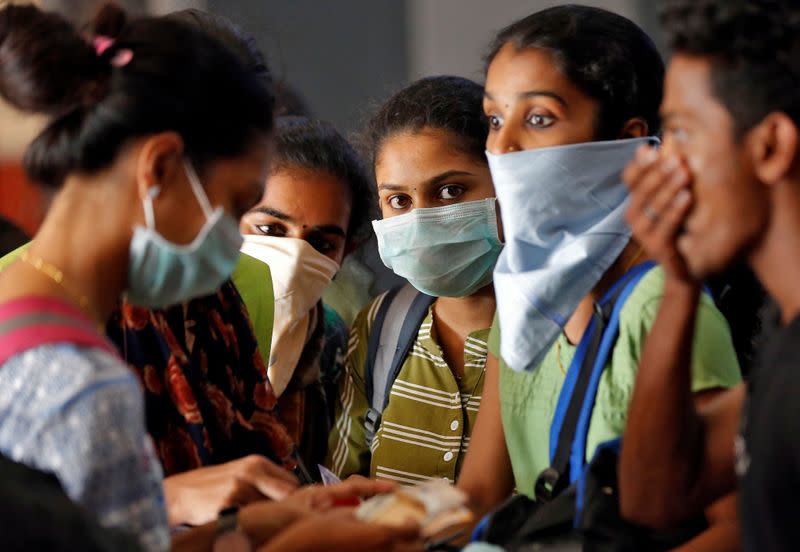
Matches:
[93,35,114,55]
[92,35,133,68]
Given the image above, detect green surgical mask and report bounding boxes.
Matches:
[372,198,503,297]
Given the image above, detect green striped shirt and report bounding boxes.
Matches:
[327,292,489,485]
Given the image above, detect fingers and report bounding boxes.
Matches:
[623,144,695,280]
[241,455,299,501]
[625,146,686,226]
[338,476,398,498]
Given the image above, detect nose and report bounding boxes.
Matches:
[488,125,520,155]
[413,194,437,210]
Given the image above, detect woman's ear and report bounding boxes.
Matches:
[619,118,649,139]
[134,131,185,202]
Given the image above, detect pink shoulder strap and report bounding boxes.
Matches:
[0,297,118,366]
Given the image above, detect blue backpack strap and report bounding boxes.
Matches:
[536,262,656,500]
[569,263,655,481]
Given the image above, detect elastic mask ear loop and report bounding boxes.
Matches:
[143,186,161,230]
[183,159,215,219]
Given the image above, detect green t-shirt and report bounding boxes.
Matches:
[0,244,275,365]
[231,253,274,366]
[0,242,28,271]
[489,266,742,499]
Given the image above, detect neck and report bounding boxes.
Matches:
[748,181,800,325]
[433,284,497,335]
[563,241,646,343]
[25,179,131,325]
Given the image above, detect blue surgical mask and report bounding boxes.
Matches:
[372,198,503,297]
[486,137,656,372]
[126,160,243,307]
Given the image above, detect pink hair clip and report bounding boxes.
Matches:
[92,35,133,68]
[93,35,114,55]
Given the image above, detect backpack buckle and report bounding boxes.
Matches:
[364,407,382,447]
[534,467,561,502]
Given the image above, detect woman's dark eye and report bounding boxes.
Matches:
[254,224,285,237]
[528,113,556,128]
[308,237,334,253]
[439,185,465,200]
[488,115,502,130]
[388,195,411,210]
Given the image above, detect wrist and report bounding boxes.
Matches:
[663,275,702,301]
[238,502,308,546]
[163,475,188,527]
[213,507,252,552]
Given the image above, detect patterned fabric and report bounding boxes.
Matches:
[491,266,743,498]
[276,303,348,472]
[327,292,489,485]
[0,343,169,552]
[106,280,296,476]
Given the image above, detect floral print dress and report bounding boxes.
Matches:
[106,280,296,476]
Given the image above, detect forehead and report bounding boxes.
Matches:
[484,44,584,102]
[663,55,726,119]
[260,166,351,222]
[376,129,484,184]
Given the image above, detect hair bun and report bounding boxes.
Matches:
[0,4,103,115]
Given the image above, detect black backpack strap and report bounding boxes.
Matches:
[535,262,656,502]
[363,284,434,447]
[535,301,613,502]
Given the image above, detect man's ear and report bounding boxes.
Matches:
[749,112,799,187]
[134,131,185,202]
[618,117,649,139]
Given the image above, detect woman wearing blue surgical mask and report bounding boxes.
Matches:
[457,5,742,549]
[327,76,501,484]
[0,5,420,552]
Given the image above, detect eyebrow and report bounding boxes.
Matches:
[378,170,476,193]
[484,90,567,107]
[249,206,347,238]
[250,206,294,222]
[311,225,347,238]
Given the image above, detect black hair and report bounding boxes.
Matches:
[661,0,800,137]
[0,217,29,258]
[272,116,374,242]
[365,76,487,170]
[707,264,768,376]
[486,4,664,139]
[0,3,274,189]
[274,81,313,118]
[164,9,271,91]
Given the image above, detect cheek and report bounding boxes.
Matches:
[328,246,346,267]
[682,163,767,276]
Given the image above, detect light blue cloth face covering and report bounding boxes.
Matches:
[372,198,503,297]
[486,137,657,372]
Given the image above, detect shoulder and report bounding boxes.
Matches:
[618,264,666,318]
[232,253,274,312]
[353,290,394,336]
[618,265,727,329]
[0,344,141,419]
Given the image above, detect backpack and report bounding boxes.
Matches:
[473,261,708,551]
[0,297,117,365]
[363,284,435,447]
